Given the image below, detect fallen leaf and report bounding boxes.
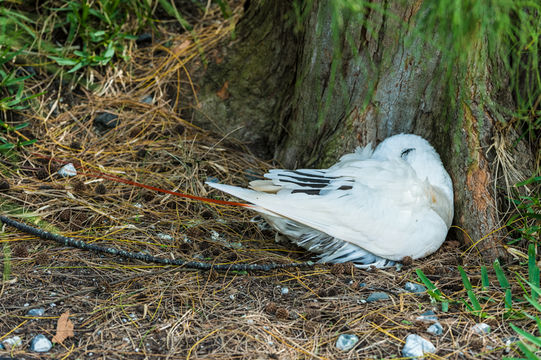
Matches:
[52,310,74,344]
[216,81,229,100]
[173,40,192,55]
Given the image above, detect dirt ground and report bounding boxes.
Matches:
[0,2,533,359]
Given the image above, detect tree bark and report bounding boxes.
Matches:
[193,0,534,262]
[193,1,298,158]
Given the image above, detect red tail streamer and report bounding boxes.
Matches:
[31,153,251,208]
[82,170,251,207]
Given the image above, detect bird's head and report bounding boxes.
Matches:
[372,134,453,199]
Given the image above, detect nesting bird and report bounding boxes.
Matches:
[207,134,453,268]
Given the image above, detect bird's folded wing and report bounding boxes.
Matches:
[251,169,355,196]
[208,159,436,257]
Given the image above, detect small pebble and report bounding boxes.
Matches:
[157,233,173,241]
[416,310,438,323]
[27,308,45,316]
[504,336,519,353]
[402,334,436,358]
[366,292,389,302]
[404,282,427,293]
[427,322,443,335]
[136,148,147,159]
[69,140,82,150]
[136,32,152,44]
[58,163,77,177]
[174,124,185,135]
[94,112,120,129]
[140,95,153,104]
[335,334,359,351]
[281,287,289,295]
[472,322,491,335]
[0,180,10,190]
[3,336,22,349]
[30,334,52,353]
[16,66,36,76]
[206,176,219,183]
[229,242,243,249]
[210,230,223,241]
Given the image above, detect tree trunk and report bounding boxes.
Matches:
[193,0,534,262]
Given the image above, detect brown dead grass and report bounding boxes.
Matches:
[0,2,536,359]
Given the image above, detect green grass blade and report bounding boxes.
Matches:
[441,301,449,312]
[481,266,490,290]
[516,341,539,360]
[524,294,541,312]
[526,279,541,298]
[416,269,442,297]
[19,139,37,147]
[157,0,192,31]
[416,269,448,311]
[467,290,482,311]
[458,266,473,291]
[528,244,539,300]
[494,259,510,289]
[215,0,232,18]
[516,176,541,187]
[505,289,513,310]
[511,323,541,348]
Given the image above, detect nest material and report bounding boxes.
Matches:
[0,2,533,359]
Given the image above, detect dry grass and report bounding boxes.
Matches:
[0,3,536,359]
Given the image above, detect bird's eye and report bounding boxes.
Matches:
[401,148,415,159]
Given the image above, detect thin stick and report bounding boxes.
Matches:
[0,215,314,272]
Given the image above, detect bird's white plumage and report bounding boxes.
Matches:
[207,134,453,268]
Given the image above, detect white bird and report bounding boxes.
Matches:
[207,134,453,268]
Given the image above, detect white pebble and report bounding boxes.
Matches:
[427,322,443,336]
[402,334,436,358]
[336,334,359,351]
[27,308,45,316]
[2,336,22,348]
[157,233,173,241]
[30,334,52,353]
[472,323,491,335]
[58,163,77,177]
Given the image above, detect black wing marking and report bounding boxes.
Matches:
[265,169,354,196]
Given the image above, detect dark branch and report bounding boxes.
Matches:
[0,215,314,272]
